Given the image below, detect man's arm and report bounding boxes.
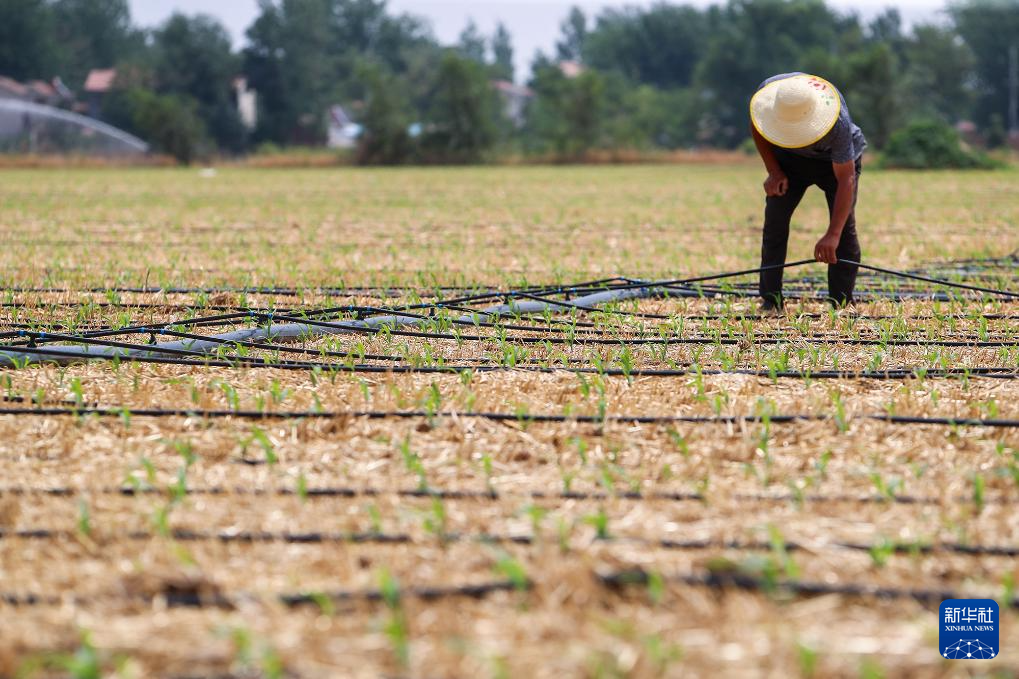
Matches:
[814,160,856,264]
[751,125,787,196]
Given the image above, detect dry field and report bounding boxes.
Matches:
[1,164,1019,678]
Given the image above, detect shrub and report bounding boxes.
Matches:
[105,88,209,164]
[355,63,416,166]
[880,119,997,169]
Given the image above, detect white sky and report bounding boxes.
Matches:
[128,0,947,81]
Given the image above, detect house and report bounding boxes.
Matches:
[83,68,117,118]
[493,80,533,127]
[25,80,60,106]
[0,75,72,106]
[0,76,30,101]
[327,105,361,149]
[558,61,584,78]
[233,77,257,131]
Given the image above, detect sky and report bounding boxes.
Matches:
[128,0,948,81]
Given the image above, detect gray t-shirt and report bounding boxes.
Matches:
[757,72,867,163]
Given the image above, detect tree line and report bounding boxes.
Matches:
[1,0,1016,163]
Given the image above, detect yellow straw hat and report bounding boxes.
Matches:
[750,74,841,148]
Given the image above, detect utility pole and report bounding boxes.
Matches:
[1010,43,1018,135]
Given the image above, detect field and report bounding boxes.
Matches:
[1,163,1019,678]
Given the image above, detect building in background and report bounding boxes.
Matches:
[83,68,117,119]
[327,105,361,149]
[233,77,257,131]
[493,80,533,128]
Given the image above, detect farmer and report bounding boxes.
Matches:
[750,73,867,311]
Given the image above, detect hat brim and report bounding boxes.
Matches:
[750,75,841,149]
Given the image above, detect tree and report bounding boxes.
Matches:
[882,118,995,168]
[843,43,902,148]
[694,0,854,147]
[902,24,976,123]
[867,8,906,59]
[153,13,246,152]
[555,7,587,62]
[491,22,514,81]
[527,61,606,158]
[244,0,335,144]
[457,19,486,64]
[356,61,415,165]
[422,51,498,163]
[50,0,144,88]
[583,4,709,88]
[105,88,208,164]
[244,0,437,145]
[949,0,1019,127]
[0,0,59,81]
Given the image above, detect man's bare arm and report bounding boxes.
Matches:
[751,125,787,197]
[814,160,856,264]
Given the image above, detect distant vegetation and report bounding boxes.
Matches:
[881,119,999,169]
[1,0,1017,165]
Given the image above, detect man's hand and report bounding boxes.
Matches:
[763,171,788,197]
[814,232,840,264]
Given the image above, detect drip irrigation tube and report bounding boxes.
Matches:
[1,406,1018,428]
[1,484,1004,506]
[1,344,1017,379]
[2,527,1015,557]
[10,320,1019,355]
[1,570,1010,611]
[0,579,528,610]
[599,570,1019,609]
[2,258,1017,369]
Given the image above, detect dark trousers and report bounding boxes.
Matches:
[759,151,862,306]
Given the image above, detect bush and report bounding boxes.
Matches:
[420,52,499,164]
[105,88,208,164]
[355,63,416,166]
[881,119,997,169]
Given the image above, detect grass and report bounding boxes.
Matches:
[1,163,1018,677]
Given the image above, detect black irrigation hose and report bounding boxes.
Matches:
[2,406,1019,428]
[2,484,1006,506]
[4,528,1018,558]
[0,579,528,610]
[599,569,1019,609]
[8,318,1019,350]
[844,260,1019,300]
[2,569,1011,611]
[3,344,1019,379]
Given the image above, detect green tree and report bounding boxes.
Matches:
[244,0,335,144]
[949,0,1019,127]
[694,0,854,147]
[867,8,906,59]
[582,4,709,89]
[902,24,976,123]
[555,7,587,62]
[105,88,208,164]
[527,60,606,158]
[153,13,247,152]
[422,51,499,163]
[843,42,902,148]
[491,22,514,81]
[882,118,995,168]
[457,19,486,64]
[0,0,58,81]
[51,0,144,88]
[355,62,415,165]
[244,0,436,145]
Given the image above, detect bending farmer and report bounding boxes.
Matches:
[750,73,867,310]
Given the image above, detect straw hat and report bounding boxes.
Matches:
[750,74,841,148]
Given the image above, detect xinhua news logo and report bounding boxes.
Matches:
[940,599,999,660]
